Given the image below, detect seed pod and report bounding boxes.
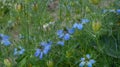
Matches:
[15,3,22,12]
[47,60,54,67]
[86,6,91,13]
[32,2,38,11]
[92,21,101,32]
[89,0,101,5]
[66,51,73,58]
[4,59,12,67]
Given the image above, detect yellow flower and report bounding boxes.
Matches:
[92,21,101,32]
[89,0,101,5]
[47,60,54,67]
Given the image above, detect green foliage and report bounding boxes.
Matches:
[0,0,120,67]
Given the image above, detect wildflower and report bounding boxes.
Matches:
[67,28,75,34]
[14,46,25,55]
[56,28,74,40]
[0,34,11,46]
[34,41,52,59]
[64,33,70,40]
[73,23,83,30]
[79,54,96,67]
[81,18,90,24]
[57,41,64,46]
[57,30,64,38]
[116,9,120,14]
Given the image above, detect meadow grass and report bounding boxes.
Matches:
[0,0,120,67]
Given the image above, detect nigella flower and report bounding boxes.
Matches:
[57,41,64,46]
[34,41,52,59]
[14,46,25,55]
[81,18,90,24]
[79,54,96,67]
[67,28,75,34]
[0,34,11,46]
[116,9,120,14]
[56,28,74,40]
[73,23,83,30]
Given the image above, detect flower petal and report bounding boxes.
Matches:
[34,49,41,57]
[79,61,85,67]
[57,41,64,46]
[64,33,70,40]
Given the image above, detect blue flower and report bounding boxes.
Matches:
[81,58,85,61]
[57,41,64,46]
[56,28,74,40]
[77,24,83,30]
[86,54,90,59]
[87,59,96,67]
[81,18,90,24]
[89,59,96,64]
[0,34,11,46]
[87,62,92,67]
[14,46,25,55]
[57,30,64,38]
[34,41,52,59]
[79,54,96,67]
[73,23,83,30]
[67,28,75,34]
[116,9,120,14]
[63,33,70,40]
[79,58,86,67]
[79,61,85,67]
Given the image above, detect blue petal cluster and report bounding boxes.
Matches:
[102,9,120,14]
[57,19,89,46]
[0,34,11,46]
[57,28,74,41]
[79,54,96,67]
[81,18,90,24]
[116,9,120,14]
[73,23,83,30]
[14,46,25,55]
[34,41,52,59]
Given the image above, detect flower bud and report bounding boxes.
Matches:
[66,51,72,58]
[4,59,12,67]
[86,6,91,13]
[92,21,101,32]
[47,60,54,67]
[15,3,22,12]
[32,3,38,11]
